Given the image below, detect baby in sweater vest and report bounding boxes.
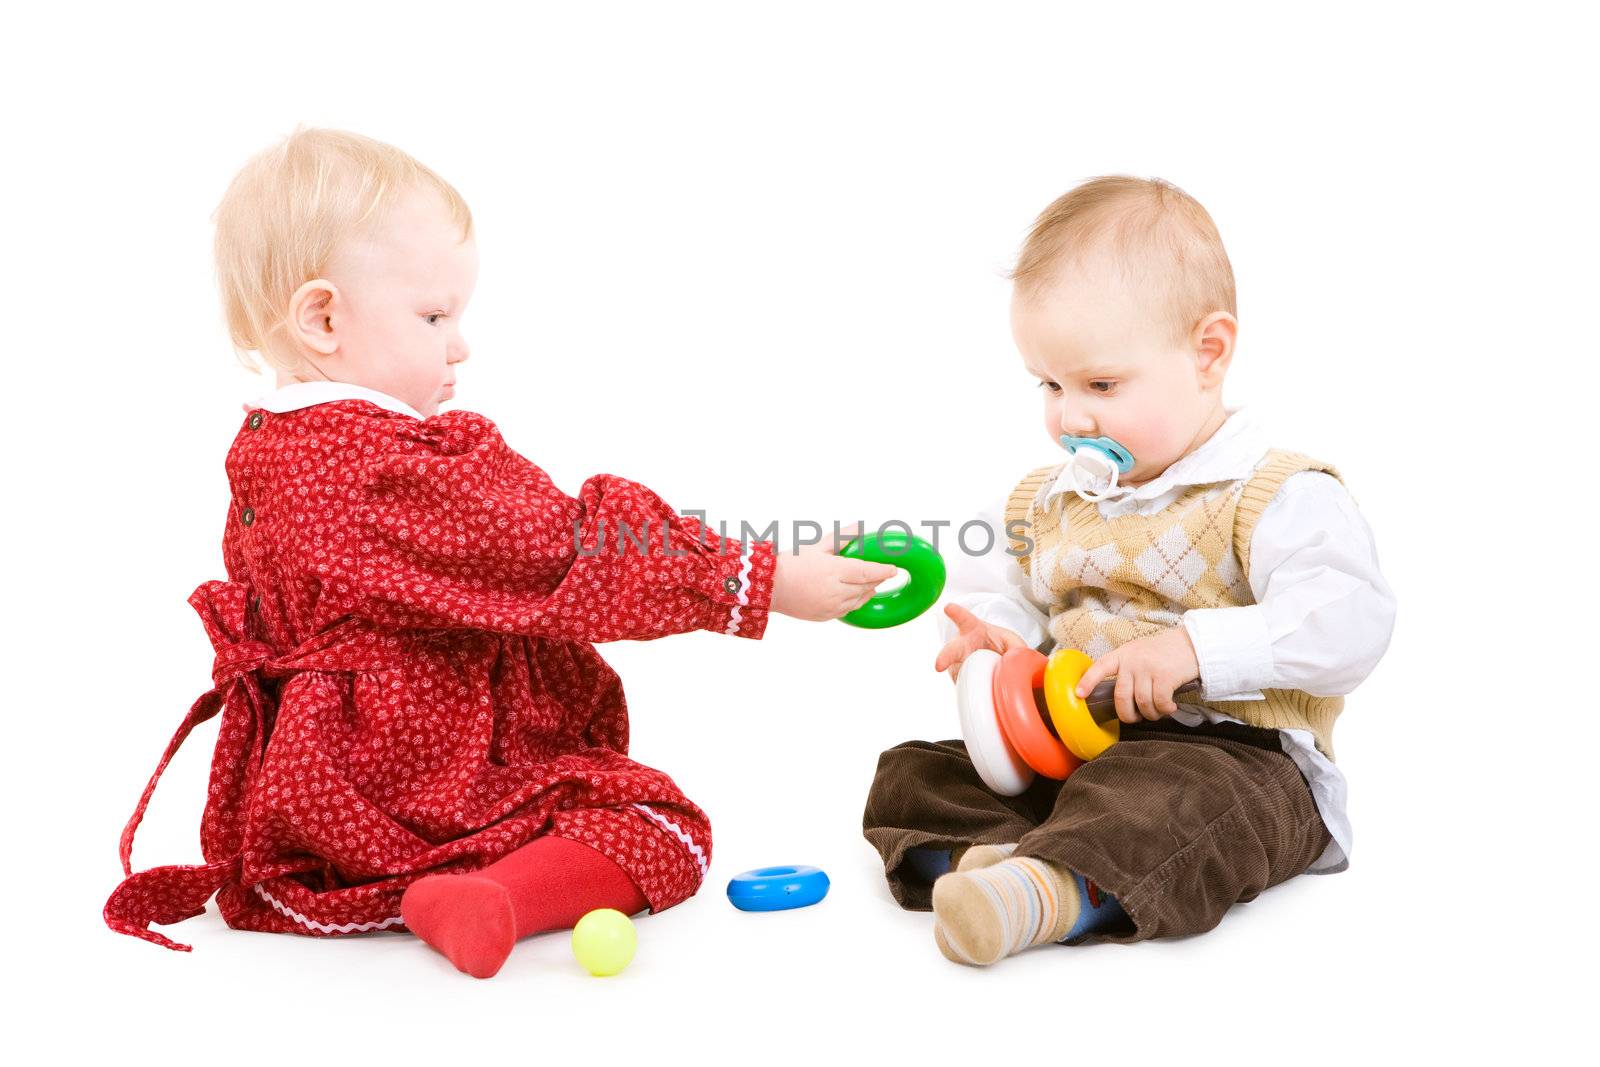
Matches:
[862,176,1396,964]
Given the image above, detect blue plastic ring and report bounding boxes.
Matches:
[726,865,831,912]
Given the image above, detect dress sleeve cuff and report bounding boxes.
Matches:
[715,538,776,640]
[1182,605,1274,701]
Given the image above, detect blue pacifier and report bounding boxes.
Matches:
[1058,435,1134,472]
[1058,435,1136,501]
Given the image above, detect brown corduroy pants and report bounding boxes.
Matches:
[862,718,1333,943]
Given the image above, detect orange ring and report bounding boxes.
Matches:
[1043,648,1119,761]
[993,649,1081,780]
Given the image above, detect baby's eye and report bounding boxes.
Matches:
[1089,380,1117,395]
[1037,380,1063,396]
[425,313,447,325]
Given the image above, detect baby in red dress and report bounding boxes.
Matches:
[103,126,895,978]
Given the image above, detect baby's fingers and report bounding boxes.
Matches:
[934,635,974,674]
[842,559,900,586]
[1135,674,1160,721]
[1114,669,1138,724]
[944,603,986,636]
[847,586,877,611]
[1076,652,1116,699]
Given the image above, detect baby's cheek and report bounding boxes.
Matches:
[1122,416,1171,466]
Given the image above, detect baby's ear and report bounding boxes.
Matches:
[1193,311,1238,383]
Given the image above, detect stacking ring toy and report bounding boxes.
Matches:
[727,865,831,911]
[995,649,1079,779]
[1044,648,1118,761]
[958,646,1201,795]
[838,531,946,629]
[956,650,1033,795]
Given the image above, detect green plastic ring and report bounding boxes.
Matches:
[838,531,946,629]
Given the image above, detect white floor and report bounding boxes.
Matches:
[52,833,1577,1062]
[48,615,1581,1062]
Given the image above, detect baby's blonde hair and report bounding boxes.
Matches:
[1009,176,1235,347]
[212,125,474,375]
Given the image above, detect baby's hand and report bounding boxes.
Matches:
[934,603,1031,682]
[770,525,899,622]
[1074,626,1200,723]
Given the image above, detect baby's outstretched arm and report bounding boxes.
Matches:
[339,412,787,642]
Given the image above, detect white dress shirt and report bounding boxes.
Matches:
[939,407,1397,873]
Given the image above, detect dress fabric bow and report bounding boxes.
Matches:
[104,579,415,951]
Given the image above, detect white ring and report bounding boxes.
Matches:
[956,649,1034,796]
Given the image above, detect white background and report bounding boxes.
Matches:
[6,1,1595,1062]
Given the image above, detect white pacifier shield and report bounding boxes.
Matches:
[956,648,1035,797]
[1065,448,1120,501]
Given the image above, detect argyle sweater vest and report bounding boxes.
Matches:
[1004,449,1344,760]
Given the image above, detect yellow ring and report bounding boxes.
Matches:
[1043,649,1119,761]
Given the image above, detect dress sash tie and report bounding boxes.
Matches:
[104,579,413,951]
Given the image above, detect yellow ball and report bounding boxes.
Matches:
[571,908,637,977]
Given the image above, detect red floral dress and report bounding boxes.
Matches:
[104,400,776,951]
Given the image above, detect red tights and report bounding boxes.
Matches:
[399,835,648,978]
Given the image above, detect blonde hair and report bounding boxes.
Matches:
[211,125,474,375]
[1009,176,1235,346]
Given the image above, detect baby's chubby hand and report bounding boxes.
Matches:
[770,524,899,622]
[1074,626,1201,724]
[934,604,1031,681]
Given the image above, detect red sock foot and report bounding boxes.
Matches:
[400,874,517,978]
[401,836,648,979]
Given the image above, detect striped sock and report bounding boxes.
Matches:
[956,842,1018,871]
[931,856,1079,966]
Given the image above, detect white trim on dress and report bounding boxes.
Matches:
[251,883,405,935]
[631,803,710,878]
[724,541,755,636]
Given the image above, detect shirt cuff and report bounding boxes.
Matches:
[1182,606,1274,701]
[716,539,776,640]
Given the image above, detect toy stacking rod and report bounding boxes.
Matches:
[1043,649,1202,760]
[959,646,1202,795]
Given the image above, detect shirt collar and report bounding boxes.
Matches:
[1042,406,1268,507]
[251,380,425,420]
